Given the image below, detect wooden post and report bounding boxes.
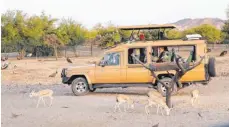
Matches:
[65,46,67,58]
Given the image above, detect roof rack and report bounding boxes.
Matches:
[184,34,202,40]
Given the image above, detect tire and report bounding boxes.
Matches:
[208,57,216,77]
[203,64,210,85]
[157,77,178,97]
[89,88,96,92]
[71,77,89,96]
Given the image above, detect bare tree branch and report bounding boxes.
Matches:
[131,54,171,88]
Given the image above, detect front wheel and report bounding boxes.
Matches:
[71,77,89,96]
[157,77,178,97]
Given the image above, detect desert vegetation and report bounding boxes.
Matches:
[1,7,229,59]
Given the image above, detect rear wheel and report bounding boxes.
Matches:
[71,77,89,96]
[208,57,216,77]
[157,77,178,97]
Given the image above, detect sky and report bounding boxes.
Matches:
[1,0,228,29]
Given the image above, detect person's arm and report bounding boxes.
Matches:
[156,52,165,63]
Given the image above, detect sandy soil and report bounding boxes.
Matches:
[1,55,229,127]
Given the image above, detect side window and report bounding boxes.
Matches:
[103,52,120,66]
[167,45,196,62]
[150,45,196,63]
[128,48,147,64]
[150,47,159,62]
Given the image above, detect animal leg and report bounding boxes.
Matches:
[114,103,118,112]
[194,97,198,105]
[145,105,149,115]
[36,98,41,108]
[49,96,53,106]
[117,103,122,112]
[191,98,194,106]
[160,107,164,116]
[41,97,46,106]
[123,103,127,112]
[156,105,160,114]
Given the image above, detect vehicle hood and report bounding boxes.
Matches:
[63,63,96,77]
[66,64,96,69]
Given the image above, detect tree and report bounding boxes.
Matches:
[56,18,87,57]
[1,10,26,53]
[184,24,223,43]
[43,34,63,60]
[85,29,98,56]
[166,29,183,40]
[92,23,120,47]
[131,52,204,108]
[222,5,229,43]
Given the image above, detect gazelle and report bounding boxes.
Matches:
[131,50,205,109]
[145,95,171,116]
[29,89,54,108]
[114,94,135,112]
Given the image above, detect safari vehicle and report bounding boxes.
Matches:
[61,24,216,96]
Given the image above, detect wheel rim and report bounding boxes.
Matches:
[161,81,170,94]
[75,82,87,93]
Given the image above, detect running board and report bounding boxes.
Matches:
[92,83,154,89]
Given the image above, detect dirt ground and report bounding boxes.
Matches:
[1,54,229,127]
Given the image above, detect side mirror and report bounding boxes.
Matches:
[99,60,106,67]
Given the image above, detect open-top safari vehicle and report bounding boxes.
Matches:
[61,24,216,96]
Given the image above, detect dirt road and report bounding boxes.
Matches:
[1,56,229,127]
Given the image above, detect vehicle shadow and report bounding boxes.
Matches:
[89,91,148,96]
[210,123,229,127]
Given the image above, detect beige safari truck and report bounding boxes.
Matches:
[61,24,216,96]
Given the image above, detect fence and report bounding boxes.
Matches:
[2,44,229,58]
[58,45,106,57]
[207,44,229,49]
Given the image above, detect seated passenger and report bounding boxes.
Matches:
[139,48,146,63]
[128,49,134,64]
[139,32,145,41]
[156,46,171,63]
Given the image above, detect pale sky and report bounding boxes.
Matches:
[1,0,228,29]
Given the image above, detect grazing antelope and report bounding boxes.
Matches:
[29,89,54,108]
[145,95,171,116]
[145,97,159,115]
[114,94,135,112]
[147,90,163,99]
[191,89,199,106]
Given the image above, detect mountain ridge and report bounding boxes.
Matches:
[171,18,225,30]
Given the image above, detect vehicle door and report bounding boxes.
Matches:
[163,45,206,82]
[126,47,151,83]
[176,45,206,81]
[95,52,122,83]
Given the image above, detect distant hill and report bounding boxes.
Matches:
[172,18,225,30]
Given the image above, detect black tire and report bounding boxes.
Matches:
[208,57,216,77]
[157,77,178,97]
[89,88,96,92]
[203,64,210,85]
[71,77,89,96]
